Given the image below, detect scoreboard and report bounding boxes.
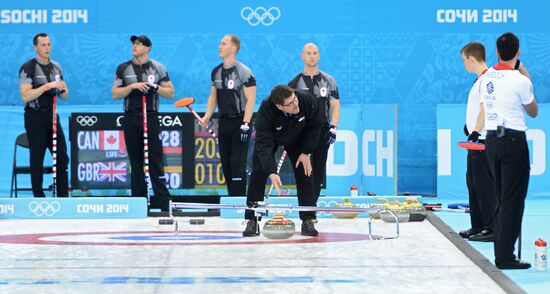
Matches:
[194,129,225,187]
[70,113,194,190]
[69,112,297,194]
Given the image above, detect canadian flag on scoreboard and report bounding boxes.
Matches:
[99,131,126,153]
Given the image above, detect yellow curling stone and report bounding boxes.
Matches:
[332,198,359,219]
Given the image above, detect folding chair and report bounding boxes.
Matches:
[10,132,53,198]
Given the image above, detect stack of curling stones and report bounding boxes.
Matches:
[368,197,426,223]
[262,213,295,239]
[404,198,427,221]
[331,198,360,219]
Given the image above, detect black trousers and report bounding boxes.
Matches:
[312,126,330,203]
[24,109,69,197]
[218,117,249,196]
[485,133,530,264]
[466,145,496,231]
[245,144,316,221]
[123,113,170,206]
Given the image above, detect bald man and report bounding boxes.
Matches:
[288,43,341,218]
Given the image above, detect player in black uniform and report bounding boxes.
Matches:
[242,85,323,237]
[111,35,175,211]
[289,43,340,215]
[200,35,256,196]
[459,42,496,242]
[18,33,70,197]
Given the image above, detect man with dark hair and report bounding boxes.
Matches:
[111,35,175,211]
[200,34,256,196]
[242,85,323,237]
[288,43,340,216]
[476,32,538,269]
[19,33,70,197]
[459,42,496,242]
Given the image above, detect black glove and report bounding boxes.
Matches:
[463,124,469,136]
[46,87,64,95]
[240,122,250,142]
[515,59,521,70]
[467,131,480,142]
[148,83,159,93]
[327,125,337,144]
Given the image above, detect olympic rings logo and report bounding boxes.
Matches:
[28,201,61,217]
[317,200,338,216]
[76,115,98,127]
[240,7,281,26]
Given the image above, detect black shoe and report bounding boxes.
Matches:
[301,219,319,236]
[160,199,171,212]
[459,228,481,238]
[496,260,531,270]
[242,219,260,237]
[468,229,494,242]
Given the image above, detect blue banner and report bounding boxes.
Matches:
[437,104,549,199]
[2,0,549,194]
[328,104,397,195]
[1,1,545,34]
[0,197,147,219]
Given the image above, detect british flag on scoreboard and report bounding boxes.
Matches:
[98,161,127,182]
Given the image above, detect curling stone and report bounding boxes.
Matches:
[369,202,389,219]
[332,198,359,219]
[380,209,410,223]
[376,197,388,203]
[406,201,427,222]
[368,198,390,219]
[262,215,295,239]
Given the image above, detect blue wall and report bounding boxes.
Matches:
[1,0,549,194]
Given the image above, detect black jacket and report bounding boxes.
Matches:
[254,89,323,174]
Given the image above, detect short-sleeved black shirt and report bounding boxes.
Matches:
[211,61,256,114]
[288,71,339,125]
[112,59,170,113]
[18,58,64,110]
